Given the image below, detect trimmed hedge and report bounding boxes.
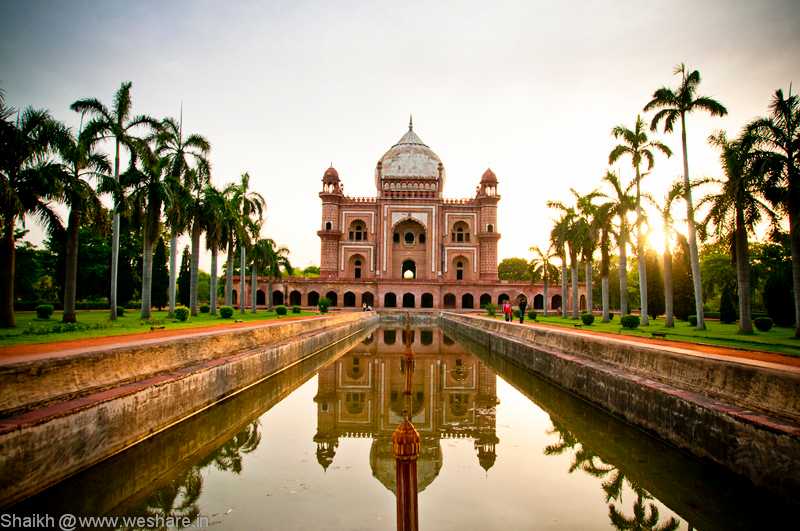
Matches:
[35,304,54,320]
[292,305,301,314]
[116,306,126,317]
[174,306,189,321]
[219,306,234,319]
[275,305,288,316]
[620,315,640,329]
[581,313,595,326]
[318,297,331,314]
[200,303,210,314]
[527,310,537,320]
[754,316,774,332]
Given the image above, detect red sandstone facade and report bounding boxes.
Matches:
[235,120,582,311]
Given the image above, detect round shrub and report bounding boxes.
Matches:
[688,315,697,327]
[35,304,54,320]
[513,309,520,318]
[174,306,190,322]
[199,303,210,314]
[527,310,538,320]
[581,313,595,326]
[116,306,126,317]
[620,315,640,329]
[754,316,774,332]
[219,306,234,319]
[292,305,301,314]
[318,297,331,314]
[275,305,288,316]
[483,303,497,317]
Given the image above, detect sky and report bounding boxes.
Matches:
[2,0,799,271]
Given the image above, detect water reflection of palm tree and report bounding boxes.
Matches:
[136,467,203,527]
[200,421,262,474]
[608,483,679,531]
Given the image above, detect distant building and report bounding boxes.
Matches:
[234,119,584,311]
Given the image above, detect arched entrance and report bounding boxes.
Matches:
[272,290,284,306]
[290,290,302,306]
[362,292,374,307]
[443,293,456,308]
[307,291,319,307]
[325,291,338,307]
[551,294,562,310]
[480,293,491,308]
[580,294,587,311]
[384,292,397,308]
[462,293,474,309]
[232,290,238,305]
[402,293,415,308]
[256,290,266,306]
[421,293,434,308]
[534,294,544,310]
[401,259,416,280]
[344,291,356,307]
[498,293,509,305]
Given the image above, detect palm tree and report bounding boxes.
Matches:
[71,82,159,320]
[747,88,800,336]
[609,115,672,325]
[0,106,64,327]
[184,167,211,316]
[573,189,603,315]
[592,201,616,322]
[550,217,570,319]
[602,171,635,316]
[230,173,265,314]
[221,183,239,307]
[644,64,728,330]
[647,182,685,328]
[530,245,558,316]
[549,201,580,318]
[55,123,110,323]
[201,184,229,315]
[701,131,776,334]
[124,140,170,319]
[156,115,210,316]
[254,238,293,309]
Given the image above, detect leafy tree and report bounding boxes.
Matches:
[719,283,737,324]
[15,239,56,302]
[498,257,532,281]
[644,250,664,319]
[530,245,559,316]
[117,214,142,306]
[151,236,169,310]
[229,172,265,313]
[647,181,685,327]
[302,265,320,277]
[645,64,728,330]
[602,171,635,315]
[673,234,696,320]
[72,81,159,320]
[609,115,672,325]
[177,246,191,307]
[549,204,579,318]
[700,244,737,310]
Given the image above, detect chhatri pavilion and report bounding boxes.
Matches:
[235,119,580,311]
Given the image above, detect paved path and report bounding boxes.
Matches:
[0,315,317,365]
[520,319,800,370]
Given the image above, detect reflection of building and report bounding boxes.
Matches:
[313,327,499,492]
[234,120,586,311]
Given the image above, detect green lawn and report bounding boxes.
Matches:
[0,308,319,348]
[495,313,800,358]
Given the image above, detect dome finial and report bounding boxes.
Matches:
[409,114,413,131]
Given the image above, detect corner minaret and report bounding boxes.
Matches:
[477,168,500,280]
[319,166,343,279]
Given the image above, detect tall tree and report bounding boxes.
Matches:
[55,123,110,323]
[550,215,570,318]
[498,258,533,281]
[71,82,158,320]
[0,105,63,327]
[645,64,728,329]
[572,189,602,315]
[747,88,800,336]
[530,245,559,316]
[609,115,672,325]
[152,236,169,310]
[591,201,616,322]
[177,245,191,307]
[201,184,229,315]
[701,131,776,333]
[156,115,210,317]
[602,171,635,315]
[548,201,580,318]
[230,173,265,313]
[647,182,685,327]
[644,250,665,319]
[185,167,211,316]
[254,238,293,309]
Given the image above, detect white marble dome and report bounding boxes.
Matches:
[376,119,445,188]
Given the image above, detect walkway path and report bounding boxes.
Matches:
[522,319,800,370]
[0,315,316,365]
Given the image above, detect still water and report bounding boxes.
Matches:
[17,325,796,529]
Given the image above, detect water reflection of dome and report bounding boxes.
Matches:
[370,436,442,494]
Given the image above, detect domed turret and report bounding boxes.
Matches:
[376,117,444,198]
[322,165,341,194]
[481,168,497,184]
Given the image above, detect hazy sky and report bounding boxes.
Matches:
[2,0,799,270]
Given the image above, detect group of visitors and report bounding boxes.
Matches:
[501,296,527,324]
[361,303,373,312]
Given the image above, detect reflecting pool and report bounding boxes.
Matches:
[16,325,797,529]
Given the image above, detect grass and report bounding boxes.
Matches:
[496,313,800,358]
[0,308,318,348]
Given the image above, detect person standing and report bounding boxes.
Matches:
[503,300,512,322]
[518,296,527,324]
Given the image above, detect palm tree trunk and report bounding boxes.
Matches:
[189,222,201,316]
[571,256,579,319]
[543,277,548,317]
[210,247,218,315]
[791,199,800,338]
[63,207,81,323]
[0,218,15,328]
[733,213,753,333]
[681,113,705,330]
[251,265,257,313]
[140,232,154,319]
[109,138,121,321]
[561,258,568,318]
[225,240,233,306]
[268,277,273,309]
[635,173,648,325]
[601,275,609,322]
[240,244,246,314]
[663,247,674,328]
[619,226,628,315]
[168,232,178,317]
[584,258,593,315]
